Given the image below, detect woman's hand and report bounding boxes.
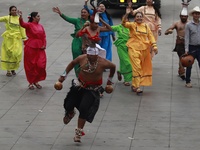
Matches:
[85,0,89,5]
[126,7,132,14]
[99,17,103,22]
[52,7,61,15]
[17,10,22,17]
[153,47,158,55]
[83,21,90,28]
[41,46,46,50]
[127,0,132,8]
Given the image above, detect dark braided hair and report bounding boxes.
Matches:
[28,12,38,22]
[9,6,17,16]
[153,3,161,19]
[101,10,111,21]
[81,8,90,14]
[97,3,112,21]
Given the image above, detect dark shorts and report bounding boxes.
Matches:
[63,85,101,123]
[173,43,185,58]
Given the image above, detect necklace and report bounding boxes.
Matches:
[82,57,98,73]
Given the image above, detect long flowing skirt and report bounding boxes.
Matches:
[1,35,22,70]
[99,35,112,61]
[24,46,46,84]
[116,44,132,82]
[128,47,152,88]
[71,37,82,77]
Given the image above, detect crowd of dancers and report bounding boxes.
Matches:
[0,0,200,143]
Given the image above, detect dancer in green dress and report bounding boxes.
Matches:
[111,16,132,86]
[52,7,90,77]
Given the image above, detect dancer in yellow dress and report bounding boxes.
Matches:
[122,8,158,94]
[0,6,26,76]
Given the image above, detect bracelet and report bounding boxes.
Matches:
[61,70,68,79]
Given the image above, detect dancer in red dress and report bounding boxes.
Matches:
[18,11,47,90]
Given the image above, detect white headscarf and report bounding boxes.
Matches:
[86,44,106,58]
[181,7,188,16]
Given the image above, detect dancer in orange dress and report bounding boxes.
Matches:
[122,8,158,94]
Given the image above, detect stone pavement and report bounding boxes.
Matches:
[0,0,200,150]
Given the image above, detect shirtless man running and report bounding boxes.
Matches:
[57,11,115,143]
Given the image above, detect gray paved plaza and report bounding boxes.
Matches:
[0,0,200,150]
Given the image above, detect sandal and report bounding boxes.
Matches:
[136,88,143,95]
[117,71,122,81]
[33,83,42,89]
[63,110,76,125]
[131,86,137,92]
[11,70,16,75]
[28,84,34,90]
[131,86,143,94]
[6,71,12,77]
[123,82,130,86]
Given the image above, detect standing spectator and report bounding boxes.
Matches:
[184,6,200,88]
[122,9,158,94]
[111,15,132,86]
[18,11,47,90]
[128,0,162,41]
[0,6,26,77]
[84,0,115,62]
[52,7,90,77]
[165,3,189,80]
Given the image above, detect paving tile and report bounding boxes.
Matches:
[131,147,169,150]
